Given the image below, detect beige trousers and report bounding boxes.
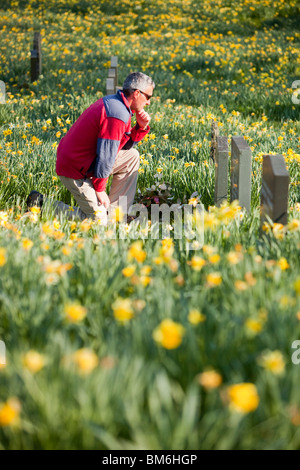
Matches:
[54,148,140,220]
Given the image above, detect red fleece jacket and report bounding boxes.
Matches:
[56,91,149,192]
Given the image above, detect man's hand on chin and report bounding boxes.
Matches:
[136,109,151,130]
[96,191,110,208]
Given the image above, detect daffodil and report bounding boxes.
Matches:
[22,238,33,251]
[188,309,206,324]
[197,370,222,390]
[0,248,6,267]
[111,206,124,223]
[208,254,220,264]
[128,241,146,263]
[258,350,285,375]
[294,278,300,295]
[277,257,289,270]
[227,251,243,265]
[288,219,300,231]
[64,302,87,323]
[0,398,21,427]
[22,350,46,373]
[188,256,206,271]
[112,297,134,323]
[72,348,98,375]
[227,383,259,414]
[122,265,136,277]
[206,272,222,287]
[245,318,264,334]
[234,280,248,291]
[153,319,185,350]
[159,238,174,261]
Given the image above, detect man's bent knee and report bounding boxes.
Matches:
[131,148,140,169]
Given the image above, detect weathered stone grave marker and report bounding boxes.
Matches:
[106,77,115,95]
[108,68,116,85]
[0,80,5,104]
[230,136,252,212]
[31,32,42,82]
[210,120,219,163]
[110,56,118,92]
[214,136,229,207]
[260,154,289,227]
[106,56,121,94]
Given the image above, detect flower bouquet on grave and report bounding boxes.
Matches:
[131,176,177,225]
[135,181,175,210]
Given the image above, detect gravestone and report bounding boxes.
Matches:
[31,32,42,82]
[214,136,229,207]
[0,80,5,104]
[106,78,115,95]
[261,154,289,226]
[108,68,116,84]
[230,136,252,212]
[210,120,219,163]
[110,56,118,92]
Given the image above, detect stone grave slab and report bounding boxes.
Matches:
[31,32,42,82]
[261,154,289,226]
[230,136,252,212]
[214,136,229,207]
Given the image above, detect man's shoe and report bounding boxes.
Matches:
[26,190,44,211]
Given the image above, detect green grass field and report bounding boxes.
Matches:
[0,0,299,450]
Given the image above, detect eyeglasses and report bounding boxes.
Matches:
[133,89,153,101]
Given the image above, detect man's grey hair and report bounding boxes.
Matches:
[122,72,155,97]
